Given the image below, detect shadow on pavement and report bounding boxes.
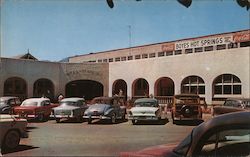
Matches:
[26,126,38,132]
[2,145,39,155]
[174,119,204,126]
[132,119,169,125]
[87,119,128,125]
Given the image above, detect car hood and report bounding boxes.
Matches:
[130,107,159,113]
[53,105,79,111]
[120,143,177,157]
[86,104,110,112]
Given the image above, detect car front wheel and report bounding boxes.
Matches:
[3,130,20,150]
[37,114,44,122]
[56,118,60,123]
[88,118,92,124]
[110,113,116,124]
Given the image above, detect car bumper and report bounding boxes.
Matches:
[15,114,37,119]
[173,114,201,120]
[54,115,75,118]
[83,115,111,120]
[128,116,159,121]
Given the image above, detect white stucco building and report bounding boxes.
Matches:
[69,29,250,105]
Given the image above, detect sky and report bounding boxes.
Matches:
[1,0,249,61]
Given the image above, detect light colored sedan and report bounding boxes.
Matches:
[0,114,28,153]
[53,97,88,123]
[128,98,165,125]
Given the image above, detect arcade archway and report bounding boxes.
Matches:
[66,80,103,100]
[4,77,27,101]
[33,78,55,101]
[155,77,175,96]
[132,78,149,97]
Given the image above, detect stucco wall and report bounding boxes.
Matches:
[0,58,109,100]
[109,47,250,105]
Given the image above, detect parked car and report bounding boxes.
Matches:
[171,94,203,124]
[120,111,250,157]
[53,97,87,123]
[128,98,165,125]
[13,98,54,122]
[213,98,250,116]
[83,96,126,124]
[0,114,28,151]
[0,96,21,114]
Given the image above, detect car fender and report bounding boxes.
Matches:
[104,108,114,116]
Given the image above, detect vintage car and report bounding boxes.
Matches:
[53,97,87,123]
[128,98,165,125]
[0,96,21,114]
[13,98,54,122]
[120,111,250,157]
[83,96,126,124]
[0,114,28,151]
[171,94,203,124]
[213,98,250,116]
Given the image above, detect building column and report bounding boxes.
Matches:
[27,82,33,99]
[205,81,213,106]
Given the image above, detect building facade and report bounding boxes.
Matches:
[0,30,249,105]
[69,30,250,105]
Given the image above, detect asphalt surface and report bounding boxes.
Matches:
[3,113,211,156]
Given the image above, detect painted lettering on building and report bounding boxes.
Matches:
[175,35,233,50]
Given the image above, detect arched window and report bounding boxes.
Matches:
[181,76,205,95]
[213,74,241,95]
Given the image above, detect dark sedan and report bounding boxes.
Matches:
[0,96,21,114]
[83,96,126,124]
[120,111,250,157]
[213,98,250,116]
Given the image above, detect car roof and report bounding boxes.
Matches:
[174,94,200,99]
[134,98,158,103]
[23,98,50,103]
[0,96,18,101]
[226,98,250,101]
[93,96,114,100]
[61,97,85,102]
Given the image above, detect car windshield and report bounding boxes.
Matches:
[173,129,193,155]
[176,97,198,104]
[22,101,38,107]
[60,101,77,106]
[135,102,158,107]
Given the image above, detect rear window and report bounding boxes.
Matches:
[22,101,38,107]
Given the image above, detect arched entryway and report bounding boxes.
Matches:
[155,77,174,96]
[112,79,127,99]
[65,80,103,101]
[4,77,27,101]
[132,78,149,97]
[33,78,55,101]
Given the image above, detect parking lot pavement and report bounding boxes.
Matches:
[3,115,200,156]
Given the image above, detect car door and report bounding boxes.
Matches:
[43,100,52,116]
